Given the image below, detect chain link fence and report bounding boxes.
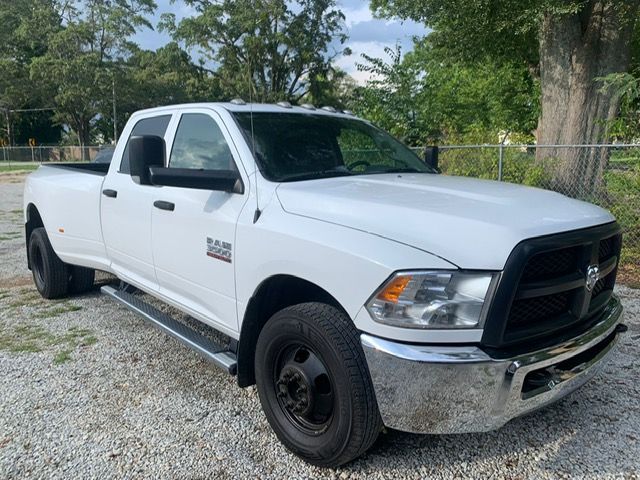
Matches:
[423,144,640,281]
[0,145,108,165]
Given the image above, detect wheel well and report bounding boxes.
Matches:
[25,204,44,269]
[237,275,347,388]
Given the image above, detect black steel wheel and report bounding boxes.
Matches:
[274,343,335,435]
[28,227,69,299]
[255,302,382,467]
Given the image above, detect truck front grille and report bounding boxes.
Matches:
[508,291,572,327]
[482,223,622,350]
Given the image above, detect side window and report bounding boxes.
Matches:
[169,113,236,171]
[119,115,171,174]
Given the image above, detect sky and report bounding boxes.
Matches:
[132,0,429,84]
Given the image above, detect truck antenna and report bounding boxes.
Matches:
[249,59,261,224]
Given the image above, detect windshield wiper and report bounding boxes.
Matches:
[366,167,424,174]
[278,169,353,182]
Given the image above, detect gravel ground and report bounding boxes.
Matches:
[1,172,639,479]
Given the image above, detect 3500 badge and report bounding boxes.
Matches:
[206,237,232,263]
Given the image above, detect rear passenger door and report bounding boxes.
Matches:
[150,108,249,334]
[101,113,173,289]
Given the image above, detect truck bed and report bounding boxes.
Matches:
[24,163,110,271]
[45,162,110,175]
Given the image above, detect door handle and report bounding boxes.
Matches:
[154,200,175,211]
[102,189,118,198]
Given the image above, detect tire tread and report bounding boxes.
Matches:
[257,302,382,467]
[29,227,69,299]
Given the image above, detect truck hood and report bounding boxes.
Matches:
[275,173,615,270]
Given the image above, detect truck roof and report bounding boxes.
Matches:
[133,102,358,119]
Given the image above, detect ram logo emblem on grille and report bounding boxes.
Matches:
[585,265,600,292]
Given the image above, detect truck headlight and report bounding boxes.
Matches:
[366,271,498,329]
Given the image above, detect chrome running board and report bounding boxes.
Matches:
[101,284,237,375]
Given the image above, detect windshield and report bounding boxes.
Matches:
[232,112,434,182]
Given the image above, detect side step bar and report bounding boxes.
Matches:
[101,285,237,375]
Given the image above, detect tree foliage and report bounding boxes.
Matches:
[30,0,156,147]
[160,0,348,102]
[0,0,62,144]
[352,43,539,145]
[369,0,640,196]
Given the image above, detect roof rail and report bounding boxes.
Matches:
[230,98,246,105]
[300,103,316,110]
[321,106,337,113]
[276,101,292,108]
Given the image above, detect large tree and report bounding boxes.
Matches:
[93,42,220,140]
[0,0,61,145]
[161,0,348,102]
[30,0,156,149]
[370,0,640,195]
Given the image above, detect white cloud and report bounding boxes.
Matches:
[335,41,391,85]
[340,3,373,27]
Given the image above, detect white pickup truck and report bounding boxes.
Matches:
[24,102,626,467]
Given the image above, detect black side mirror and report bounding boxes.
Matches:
[129,135,165,185]
[149,167,244,194]
[424,146,439,172]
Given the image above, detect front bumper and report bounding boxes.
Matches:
[361,296,624,434]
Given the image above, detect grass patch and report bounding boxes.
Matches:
[53,349,73,364]
[0,322,98,363]
[34,303,82,319]
[0,164,39,173]
[0,233,21,241]
[0,324,52,353]
[5,288,83,318]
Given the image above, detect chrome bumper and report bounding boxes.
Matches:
[361,296,624,434]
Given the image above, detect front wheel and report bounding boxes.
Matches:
[255,302,382,467]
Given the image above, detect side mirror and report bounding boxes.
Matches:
[149,167,244,194]
[129,135,165,185]
[424,146,440,172]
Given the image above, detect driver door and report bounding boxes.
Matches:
[150,108,249,334]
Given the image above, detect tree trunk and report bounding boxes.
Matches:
[536,0,639,198]
[74,118,91,162]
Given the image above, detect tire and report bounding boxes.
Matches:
[28,227,69,299]
[69,265,95,294]
[255,302,382,467]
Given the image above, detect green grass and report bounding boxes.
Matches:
[0,321,98,363]
[34,303,83,319]
[53,349,73,364]
[0,232,22,242]
[0,324,52,353]
[0,164,39,173]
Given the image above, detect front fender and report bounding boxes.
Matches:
[235,205,456,343]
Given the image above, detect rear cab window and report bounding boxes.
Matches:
[119,115,172,174]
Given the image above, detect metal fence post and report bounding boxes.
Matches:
[498,143,504,181]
